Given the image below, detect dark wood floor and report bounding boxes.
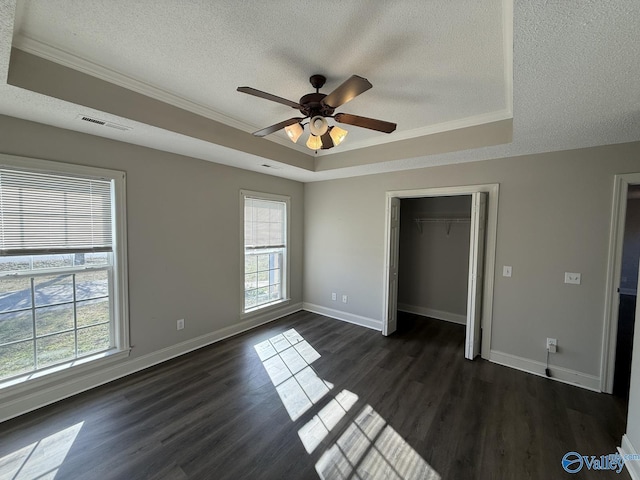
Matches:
[0,311,630,479]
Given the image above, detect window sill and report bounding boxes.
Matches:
[0,348,131,401]
[241,298,290,320]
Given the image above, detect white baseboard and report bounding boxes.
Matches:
[0,302,302,423]
[620,434,640,480]
[488,350,601,392]
[397,303,466,325]
[302,303,382,331]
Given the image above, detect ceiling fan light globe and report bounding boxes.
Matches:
[284,122,303,143]
[329,126,348,146]
[306,134,323,150]
[309,115,329,136]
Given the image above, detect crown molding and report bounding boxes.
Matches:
[503,0,514,118]
[11,34,311,155]
[316,109,513,156]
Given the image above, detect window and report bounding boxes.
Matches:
[0,156,128,385]
[242,191,289,314]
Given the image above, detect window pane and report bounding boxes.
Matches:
[257,271,269,287]
[245,289,257,309]
[257,287,269,305]
[0,310,33,344]
[34,274,74,307]
[77,324,110,356]
[245,273,257,290]
[0,256,31,273]
[270,284,281,301]
[84,252,110,267]
[257,255,269,271]
[270,268,281,285]
[0,276,32,312]
[36,304,74,336]
[33,254,74,270]
[76,270,109,301]
[36,331,75,368]
[245,255,257,274]
[270,253,281,269]
[77,298,110,328]
[0,341,34,380]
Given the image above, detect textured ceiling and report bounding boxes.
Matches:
[10,0,508,152]
[0,1,638,182]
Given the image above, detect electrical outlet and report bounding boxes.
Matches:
[564,272,581,285]
[546,337,557,353]
[503,266,512,277]
[342,295,348,303]
[177,318,185,330]
[331,292,337,301]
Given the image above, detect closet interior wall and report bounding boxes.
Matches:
[398,196,472,324]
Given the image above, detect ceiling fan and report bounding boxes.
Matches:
[237,74,396,151]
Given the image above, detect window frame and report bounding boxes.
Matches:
[0,154,129,396]
[240,190,290,318]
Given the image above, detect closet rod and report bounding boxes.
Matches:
[414,217,470,234]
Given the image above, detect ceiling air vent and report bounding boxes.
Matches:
[77,115,132,132]
[81,116,105,125]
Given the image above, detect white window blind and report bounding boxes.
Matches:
[0,169,113,256]
[244,197,285,250]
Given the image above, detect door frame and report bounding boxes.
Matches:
[382,183,500,359]
[601,172,640,393]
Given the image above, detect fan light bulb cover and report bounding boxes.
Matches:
[309,116,329,136]
[284,123,303,143]
[306,134,323,150]
[329,126,348,146]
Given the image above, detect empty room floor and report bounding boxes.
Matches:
[0,311,630,479]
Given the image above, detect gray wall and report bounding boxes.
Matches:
[304,141,640,378]
[0,114,304,358]
[398,196,471,319]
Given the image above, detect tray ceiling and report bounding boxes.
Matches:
[0,1,638,182]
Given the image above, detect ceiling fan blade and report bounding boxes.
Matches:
[334,113,397,133]
[252,117,305,137]
[237,86,302,109]
[321,75,372,109]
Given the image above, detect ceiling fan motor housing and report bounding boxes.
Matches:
[299,92,334,118]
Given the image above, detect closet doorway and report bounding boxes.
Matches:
[382,185,499,360]
[603,173,640,394]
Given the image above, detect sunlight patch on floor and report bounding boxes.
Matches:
[0,421,83,479]
[316,407,440,480]
[298,390,359,454]
[255,328,332,420]
[255,329,440,479]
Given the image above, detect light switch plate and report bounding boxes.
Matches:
[564,272,581,285]
[503,266,512,277]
